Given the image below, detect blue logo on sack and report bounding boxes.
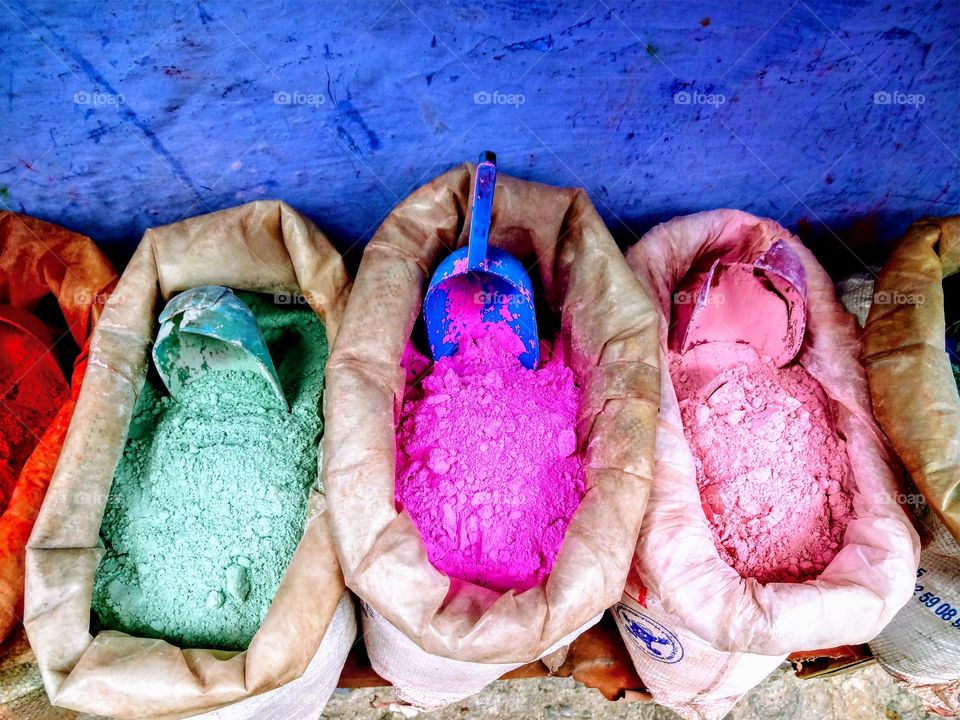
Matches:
[615,603,684,664]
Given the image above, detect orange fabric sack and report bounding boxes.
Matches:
[0,211,117,640]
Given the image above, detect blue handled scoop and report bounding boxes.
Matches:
[423,151,539,368]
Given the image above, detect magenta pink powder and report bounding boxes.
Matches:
[435,270,534,356]
[670,343,853,584]
[396,323,585,593]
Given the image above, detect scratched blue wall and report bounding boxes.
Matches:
[1,1,957,274]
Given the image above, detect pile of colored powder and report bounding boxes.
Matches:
[670,343,854,584]
[92,292,328,650]
[395,322,585,593]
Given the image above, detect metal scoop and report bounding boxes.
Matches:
[152,285,287,409]
[423,151,539,369]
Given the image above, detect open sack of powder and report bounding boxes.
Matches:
[862,215,960,716]
[615,209,920,720]
[323,164,660,710]
[23,201,356,720]
[0,212,117,643]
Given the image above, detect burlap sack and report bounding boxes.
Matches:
[616,209,920,720]
[863,216,960,543]
[869,511,960,716]
[862,215,960,716]
[23,201,355,719]
[323,164,660,708]
[192,593,358,720]
[836,272,878,329]
[0,212,117,641]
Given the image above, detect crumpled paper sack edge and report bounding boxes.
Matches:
[623,208,920,656]
[863,215,960,544]
[23,200,352,719]
[323,163,661,665]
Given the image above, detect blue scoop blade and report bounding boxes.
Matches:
[423,152,539,369]
[424,246,539,369]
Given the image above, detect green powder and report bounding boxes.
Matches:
[92,292,328,651]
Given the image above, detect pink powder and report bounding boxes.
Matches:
[441,273,521,344]
[676,242,807,367]
[395,323,585,593]
[431,268,536,362]
[670,342,854,584]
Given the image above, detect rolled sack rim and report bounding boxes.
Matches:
[323,164,661,664]
[863,215,960,545]
[625,208,920,655]
[23,200,351,719]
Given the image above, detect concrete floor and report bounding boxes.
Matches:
[320,662,931,720]
[0,625,933,719]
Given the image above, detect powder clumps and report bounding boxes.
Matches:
[671,343,853,584]
[395,323,585,593]
[92,292,328,651]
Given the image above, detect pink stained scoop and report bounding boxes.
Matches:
[440,269,526,349]
[676,240,808,367]
[395,323,585,593]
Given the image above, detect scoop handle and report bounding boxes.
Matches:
[467,150,497,271]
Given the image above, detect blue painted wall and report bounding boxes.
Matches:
[2,1,957,274]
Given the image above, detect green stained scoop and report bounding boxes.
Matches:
[152,285,287,410]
